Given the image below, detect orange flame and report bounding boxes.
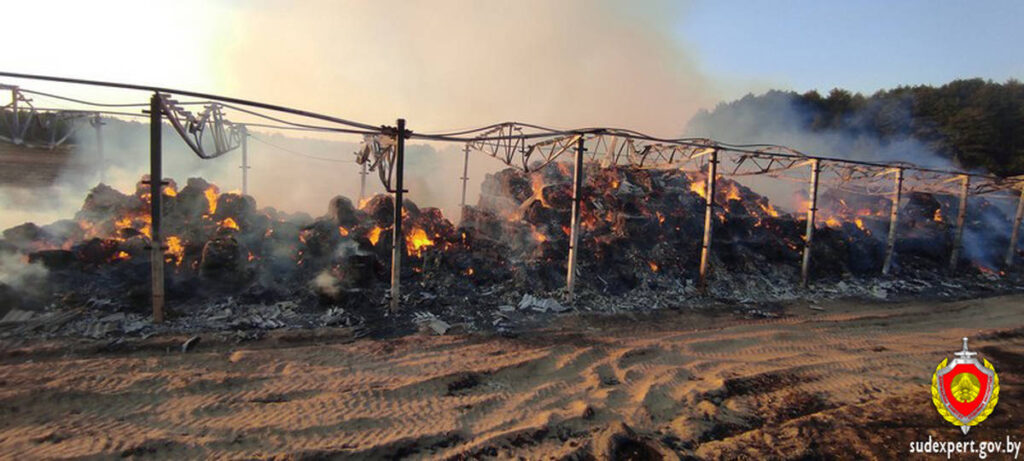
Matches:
[367,226,383,245]
[204,186,219,215]
[166,235,184,265]
[338,226,350,237]
[406,227,434,256]
[219,217,239,230]
[648,261,659,272]
[689,181,706,199]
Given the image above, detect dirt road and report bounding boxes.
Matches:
[2,295,1023,459]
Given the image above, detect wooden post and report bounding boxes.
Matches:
[240,125,249,195]
[801,159,821,287]
[882,168,904,275]
[1006,187,1024,268]
[566,136,586,302]
[149,93,165,323]
[698,150,719,290]
[389,119,406,311]
[459,144,470,223]
[948,175,970,272]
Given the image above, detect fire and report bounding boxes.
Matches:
[204,186,219,215]
[531,226,548,243]
[648,261,659,272]
[855,218,868,231]
[826,217,842,228]
[166,236,184,265]
[689,181,706,199]
[338,226,349,237]
[934,208,944,223]
[530,175,550,206]
[656,211,665,225]
[724,184,742,202]
[465,267,475,276]
[406,227,434,256]
[219,217,239,230]
[113,251,130,261]
[367,226,383,245]
[759,202,779,217]
[163,185,177,197]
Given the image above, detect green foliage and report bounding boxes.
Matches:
[697,79,1024,176]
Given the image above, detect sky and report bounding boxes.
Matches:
[2,0,1023,224]
[4,0,1022,134]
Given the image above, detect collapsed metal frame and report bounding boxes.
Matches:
[2,72,1023,324]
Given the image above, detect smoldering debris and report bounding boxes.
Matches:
[0,165,1021,341]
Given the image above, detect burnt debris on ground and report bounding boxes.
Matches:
[1,164,1022,341]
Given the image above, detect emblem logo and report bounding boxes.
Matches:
[931,337,999,434]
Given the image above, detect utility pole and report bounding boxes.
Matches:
[801,159,821,287]
[149,93,165,323]
[389,119,407,311]
[239,125,249,195]
[91,113,105,184]
[565,136,586,303]
[882,168,904,275]
[459,144,470,224]
[948,175,970,272]
[698,150,719,290]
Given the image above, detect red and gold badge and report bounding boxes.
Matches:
[931,337,999,434]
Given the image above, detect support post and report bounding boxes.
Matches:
[948,175,970,272]
[566,136,586,302]
[10,87,19,144]
[698,149,719,290]
[801,159,821,287]
[92,113,105,184]
[240,125,249,195]
[358,160,368,204]
[882,168,904,275]
[459,144,470,223]
[389,119,407,311]
[149,93,165,323]
[1006,187,1024,268]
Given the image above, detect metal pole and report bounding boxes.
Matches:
[10,87,19,144]
[949,175,970,272]
[149,93,165,323]
[882,168,904,275]
[93,113,105,184]
[240,125,249,195]
[459,144,470,223]
[389,118,406,311]
[1006,187,1024,268]
[358,161,368,204]
[801,159,821,287]
[566,136,586,302]
[698,149,719,290]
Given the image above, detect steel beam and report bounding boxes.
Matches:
[1006,187,1024,268]
[949,175,970,272]
[566,136,586,302]
[459,144,470,223]
[389,118,407,311]
[149,93,165,323]
[698,150,719,290]
[801,159,821,287]
[882,168,904,275]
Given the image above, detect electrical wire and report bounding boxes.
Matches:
[248,134,356,163]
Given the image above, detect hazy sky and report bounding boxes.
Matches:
[6,1,1021,136]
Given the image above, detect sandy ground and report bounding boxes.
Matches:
[1,295,1024,459]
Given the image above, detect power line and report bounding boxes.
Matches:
[248,133,356,163]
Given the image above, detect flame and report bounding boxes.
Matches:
[759,202,779,217]
[358,197,372,209]
[406,227,434,256]
[204,186,219,215]
[166,235,184,265]
[725,185,742,202]
[367,226,383,245]
[338,226,350,237]
[934,208,944,223]
[219,217,239,230]
[113,251,130,261]
[855,218,867,231]
[826,217,842,228]
[530,175,550,207]
[531,226,548,243]
[656,211,665,225]
[689,181,706,199]
[163,185,177,197]
[648,261,659,272]
[465,267,475,276]
[247,251,255,262]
